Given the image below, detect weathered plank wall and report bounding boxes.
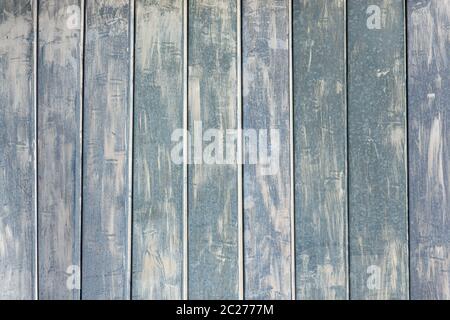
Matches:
[293,0,348,300]
[37,0,82,300]
[0,0,36,300]
[243,0,292,300]
[132,0,184,300]
[348,0,408,299]
[408,0,450,300]
[2,0,450,300]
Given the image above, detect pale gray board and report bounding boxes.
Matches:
[348,0,409,299]
[0,0,36,300]
[82,0,132,299]
[243,0,292,300]
[293,0,348,300]
[132,0,184,300]
[37,0,82,300]
[188,0,239,299]
[408,0,450,300]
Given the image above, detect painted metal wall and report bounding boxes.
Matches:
[0,0,449,300]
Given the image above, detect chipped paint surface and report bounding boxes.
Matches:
[408,0,450,300]
[132,0,183,300]
[293,0,348,300]
[243,0,292,300]
[348,0,409,300]
[0,0,36,300]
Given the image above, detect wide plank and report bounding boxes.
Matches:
[188,0,239,299]
[408,0,450,300]
[293,0,348,300]
[37,0,82,300]
[242,0,292,300]
[0,0,36,300]
[347,0,408,299]
[132,0,184,300]
[82,0,132,300]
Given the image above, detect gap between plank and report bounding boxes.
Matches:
[127,0,135,300]
[33,0,38,301]
[182,0,189,301]
[344,0,351,300]
[289,0,296,301]
[79,0,86,301]
[237,0,244,301]
[403,0,411,300]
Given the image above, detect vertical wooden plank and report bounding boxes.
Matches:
[82,0,131,299]
[188,0,239,299]
[408,0,450,300]
[132,0,183,300]
[242,0,292,300]
[293,0,348,300]
[37,0,82,300]
[348,0,408,299]
[0,0,36,300]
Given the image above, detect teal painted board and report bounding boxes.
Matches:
[82,0,132,299]
[293,0,348,300]
[0,0,36,300]
[242,0,292,300]
[132,0,184,300]
[37,0,82,300]
[408,0,450,300]
[188,0,239,299]
[348,0,408,299]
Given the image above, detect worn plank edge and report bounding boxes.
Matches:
[344,0,350,300]
[404,0,411,300]
[128,0,135,300]
[289,0,295,301]
[237,0,244,300]
[80,0,86,299]
[33,0,38,300]
[183,0,189,301]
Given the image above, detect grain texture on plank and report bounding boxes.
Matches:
[347,0,408,299]
[0,0,36,300]
[242,0,292,300]
[293,0,348,300]
[132,0,184,300]
[37,0,82,300]
[188,0,239,299]
[82,0,132,300]
[408,0,450,300]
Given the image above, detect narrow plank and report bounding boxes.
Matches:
[408,0,450,300]
[37,0,82,300]
[0,0,36,300]
[242,0,292,300]
[293,0,348,300]
[132,0,184,300]
[188,0,239,299]
[347,0,408,299]
[82,0,132,299]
